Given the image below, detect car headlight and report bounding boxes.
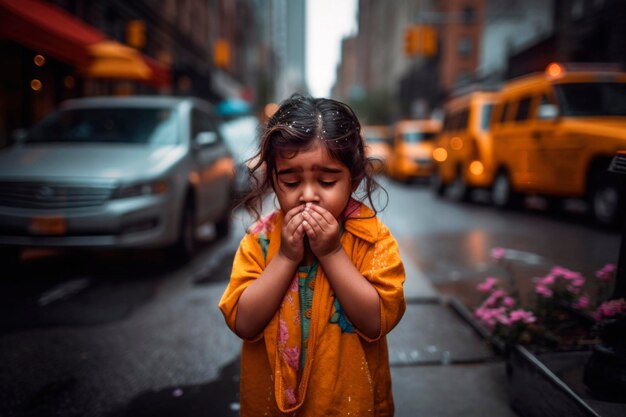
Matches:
[112,179,169,199]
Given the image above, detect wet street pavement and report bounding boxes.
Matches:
[0,177,620,417]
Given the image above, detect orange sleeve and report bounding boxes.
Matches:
[218,232,266,341]
[357,222,406,342]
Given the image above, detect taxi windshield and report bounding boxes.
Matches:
[25,107,179,145]
[402,131,437,142]
[555,82,626,117]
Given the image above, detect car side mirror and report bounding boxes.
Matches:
[537,104,559,121]
[194,131,217,148]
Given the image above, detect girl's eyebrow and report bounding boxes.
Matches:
[276,167,301,175]
[276,166,344,175]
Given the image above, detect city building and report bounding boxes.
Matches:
[0,0,272,146]
[337,0,626,121]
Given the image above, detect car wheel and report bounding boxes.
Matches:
[430,171,446,197]
[492,171,521,209]
[448,173,471,202]
[544,196,563,215]
[171,200,196,262]
[590,173,622,227]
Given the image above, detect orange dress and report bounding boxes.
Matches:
[219,200,406,416]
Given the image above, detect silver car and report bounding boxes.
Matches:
[0,96,234,263]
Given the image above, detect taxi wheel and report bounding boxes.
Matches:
[590,174,622,227]
[430,172,446,197]
[449,174,471,202]
[171,200,196,262]
[492,171,521,209]
[544,197,563,215]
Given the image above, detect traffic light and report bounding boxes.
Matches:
[126,20,145,49]
[404,25,437,57]
[421,25,437,57]
[404,26,420,56]
[214,39,230,68]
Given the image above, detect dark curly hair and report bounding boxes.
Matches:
[239,93,387,222]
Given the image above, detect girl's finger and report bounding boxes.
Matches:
[305,213,324,236]
[307,209,328,227]
[293,222,305,239]
[302,220,317,239]
[285,211,304,232]
[309,204,336,226]
[302,208,321,228]
[284,204,305,224]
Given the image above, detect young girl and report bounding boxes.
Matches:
[219,94,406,417]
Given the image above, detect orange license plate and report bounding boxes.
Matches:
[30,216,67,235]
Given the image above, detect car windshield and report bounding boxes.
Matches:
[554,82,626,117]
[402,131,437,143]
[25,107,179,145]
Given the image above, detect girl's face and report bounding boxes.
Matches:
[273,140,353,219]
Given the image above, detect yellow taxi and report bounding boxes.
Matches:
[431,90,499,200]
[489,62,626,226]
[387,119,441,182]
[362,125,392,173]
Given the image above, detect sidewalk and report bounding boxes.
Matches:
[389,245,520,417]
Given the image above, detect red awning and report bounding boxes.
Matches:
[0,0,104,68]
[142,55,171,88]
[0,0,171,87]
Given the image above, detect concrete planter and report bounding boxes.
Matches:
[507,345,626,417]
[449,298,626,417]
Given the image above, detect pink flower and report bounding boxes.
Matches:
[594,298,626,320]
[595,263,616,281]
[509,309,537,324]
[573,296,589,310]
[551,266,582,281]
[490,247,506,260]
[474,307,498,329]
[535,284,553,298]
[496,315,511,326]
[566,285,582,294]
[483,289,507,307]
[538,274,555,285]
[477,277,498,293]
[503,297,516,308]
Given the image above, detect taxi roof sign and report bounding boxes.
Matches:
[545,62,623,79]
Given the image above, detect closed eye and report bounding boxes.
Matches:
[281,181,299,188]
[320,181,337,187]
